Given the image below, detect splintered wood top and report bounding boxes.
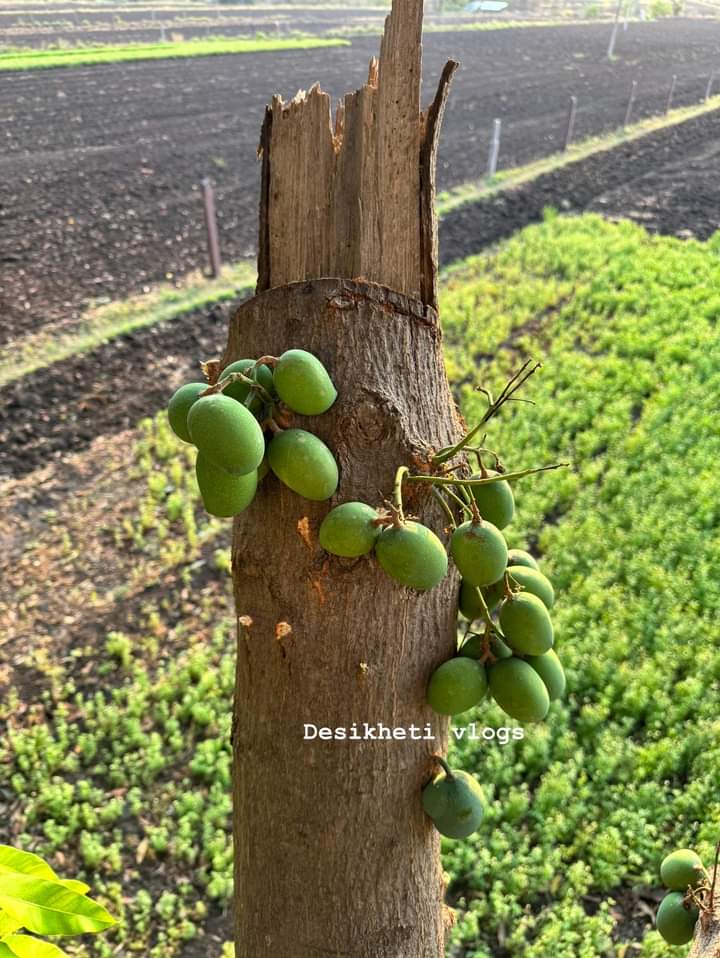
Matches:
[256,0,455,309]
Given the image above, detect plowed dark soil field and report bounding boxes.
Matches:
[3,20,720,351]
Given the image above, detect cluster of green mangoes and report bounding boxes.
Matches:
[166,350,339,515]
[421,757,484,840]
[656,848,706,945]
[319,501,448,589]
[426,477,565,725]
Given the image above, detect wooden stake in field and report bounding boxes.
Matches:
[201,177,221,279]
[487,117,502,177]
[563,95,578,151]
[665,74,677,115]
[607,0,622,59]
[623,79,637,130]
[705,70,715,103]
[222,1,463,954]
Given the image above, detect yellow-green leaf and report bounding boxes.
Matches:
[58,882,89,896]
[0,942,17,957]
[0,876,115,936]
[0,914,21,937]
[2,936,70,958]
[0,850,57,883]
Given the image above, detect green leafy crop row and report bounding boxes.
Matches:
[441,211,720,957]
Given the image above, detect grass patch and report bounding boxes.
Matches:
[0,261,256,389]
[2,213,720,956]
[436,94,720,217]
[336,16,623,37]
[0,34,350,71]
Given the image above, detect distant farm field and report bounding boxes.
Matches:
[3,20,720,352]
[2,213,719,957]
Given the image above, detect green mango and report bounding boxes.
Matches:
[319,501,380,557]
[656,891,699,946]
[525,649,566,701]
[450,519,508,587]
[273,348,337,416]
[267,428,338,501]
[187,394,265,476]
[488,657,550,723]
[499,592,554,655]
[257,456,269,481]
[459,578,504,620]
[196,453,257,517]
[219,359,274,414]
[506,548,539,570]
[426,657,487,716]
[422,768,484,839]
[375,521,448,591]
[470,470,515,529]
[167,382,207,444]
[507,565,555,609]
[660,849,704,892]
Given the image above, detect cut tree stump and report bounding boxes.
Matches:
[226,1,463,954]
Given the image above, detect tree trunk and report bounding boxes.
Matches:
[226,2,462,954]
[689,872,720,958]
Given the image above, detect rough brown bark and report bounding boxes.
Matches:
[689,872,720,958]
[228,1,463,954]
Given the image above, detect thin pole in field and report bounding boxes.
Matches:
[607,0,622,59]
[623,79,637,130]
[487,118,501,178]
[665,74,677,115]
[202,177,222,279]
[564,95,578,151]
[705,70,715,102]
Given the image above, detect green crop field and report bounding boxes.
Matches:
[0,35,349,71]
[2,212,718,956]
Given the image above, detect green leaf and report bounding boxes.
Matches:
[0,943,16,958]
[0,850,57,883]
[0,875,116,936]
[2,936,70,958]
[0,914,21,938]
[58,882,89,896]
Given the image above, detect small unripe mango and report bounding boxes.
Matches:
[319,501,380,557]
[426,657,487,716]
[526,649,566,701]
[219,359,274,413]
[499,592,554,655]
[375,521,448,591]
[188,394,265,476]
[470,470,515,529]
[459,578,504,620]
[196,454,257,517]
[422,767,484,839]
[507,565,555,609]
[167,382,207,443]
[450,519,508,587]
[656,891,699,946]
[273,348,337,416]
[661,849,704,892]
[488,657,550,723]
[267,428,338,501]
[507,548,539,570]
